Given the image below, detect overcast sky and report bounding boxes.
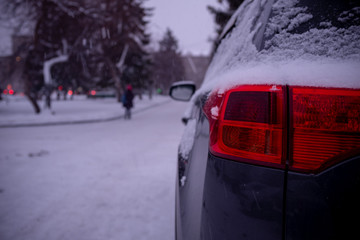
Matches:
[0,0,221,56]
[145,0,220,56]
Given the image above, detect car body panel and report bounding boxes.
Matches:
[202,153,285,240]
[286,156,360,240]
[176,95,360,240]
[176,102,209,240]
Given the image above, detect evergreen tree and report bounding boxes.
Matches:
[152,28,184,94]
[97,0,152,100]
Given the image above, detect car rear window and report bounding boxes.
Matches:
[198,0,360,100]
[261,0,360,60]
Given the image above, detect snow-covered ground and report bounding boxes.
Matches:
[0,96,188,240]
[0,95,171,127]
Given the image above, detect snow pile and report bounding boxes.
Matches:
[263,0,360,60]
[204,59,360,93]
[265,0,313,36]
[263,0,360,61]
[198,0,360,97]
[338,7,360,23]
[206,0,261,79]
[263,26,360,61]
[182,0,360,120]
[210,106,219,118]
[179,119,196,159]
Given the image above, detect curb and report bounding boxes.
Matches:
[0,99,171,128]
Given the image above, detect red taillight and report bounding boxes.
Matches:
[204,85,360,173]
[90,90,96,95]
[204,85,286,169]
[290,87,360,173]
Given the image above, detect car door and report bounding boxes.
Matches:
[176,95,210,240]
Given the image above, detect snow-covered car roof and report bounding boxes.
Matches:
[199,0,360,95]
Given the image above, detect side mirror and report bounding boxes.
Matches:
[169,81,196,102]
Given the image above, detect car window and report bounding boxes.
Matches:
[261,0,360,60]
[203,0,265,82]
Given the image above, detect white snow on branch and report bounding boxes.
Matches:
[50,0,76,18]
[43,55,69,85]
[186,56,197,74]
[179,119,196,159]
[116,44,129,70]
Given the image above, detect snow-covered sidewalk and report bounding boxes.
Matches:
[0,95,170,128]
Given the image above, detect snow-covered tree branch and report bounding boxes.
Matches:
[43,55,69,85]
[2,0,152,113]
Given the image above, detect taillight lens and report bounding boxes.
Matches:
[290,87,360,173]
[204,85,360,173]
[204,85,286,169]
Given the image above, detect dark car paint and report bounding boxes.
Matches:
[177,103,360,240]
[178,105,285,240]
[176,101,210,240]
[286,156,360,240]
[201,152,360,240]
[202,153,284,240]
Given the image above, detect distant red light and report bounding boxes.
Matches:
[68,90,73,96]
[3,89,8,94]
[8,89,14,95]
[90,90,96,95]
[58,85,63,91]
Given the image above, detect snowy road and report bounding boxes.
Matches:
[0,100,188,240]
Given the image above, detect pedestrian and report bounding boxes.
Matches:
[123,84,134,119]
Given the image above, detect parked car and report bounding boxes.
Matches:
[87,88,116,99]
[169,0,360,239]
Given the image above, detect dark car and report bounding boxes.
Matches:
[87,88,116,99]
[170,0,360,239]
